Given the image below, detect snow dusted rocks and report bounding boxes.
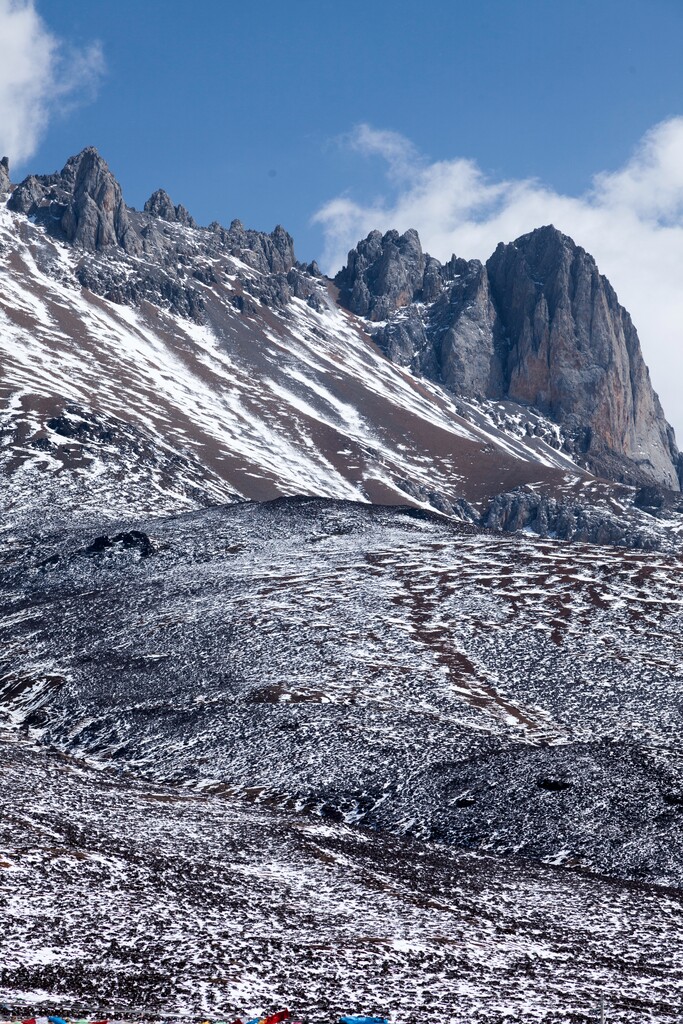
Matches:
[3,494,683,1012]
[3,497,683,886]
[2,731,683,1023]
[9,147,140,254]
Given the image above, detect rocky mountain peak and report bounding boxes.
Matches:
[336,220,680,490]
[270,224,297,270]
[8,146,141,254]
[0,156,10,195]
[335,227,426,320]
[144,188,196,227]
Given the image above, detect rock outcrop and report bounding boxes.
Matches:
[144,188,196,227]
[209,218,297,276]
[0,156,10,195]
[486,227,680,490]
[9,147,141,254]
[428,257,506,396]
[337,233,506,395]
[337,225,681,490]
[335,228,425,319]
[482,487,660,549]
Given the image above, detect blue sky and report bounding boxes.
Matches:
[1,0,683,431]
[11,0,683,260]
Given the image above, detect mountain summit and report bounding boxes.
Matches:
[8,146,140,254]
[336,225,681,491]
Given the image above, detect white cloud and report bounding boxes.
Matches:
[313,119,683,440]
[0,0,103,165]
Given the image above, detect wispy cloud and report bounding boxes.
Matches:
[313,119,683,439]
[0,0,104,165]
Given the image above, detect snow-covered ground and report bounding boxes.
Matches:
[2,498,683,887]
[2,730,682,1024]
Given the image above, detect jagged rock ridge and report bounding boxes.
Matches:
[336,227,681,491]
[5,147,679,492]
[6,147,319,319]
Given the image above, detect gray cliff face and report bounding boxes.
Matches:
[339,233,506,396]
[486,227,680,490]
[429,257,506,396]
[335,228,425,320]
[337,225,680,491]
[211,218,297,276]
[0,156,10,195]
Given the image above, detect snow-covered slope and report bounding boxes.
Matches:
[2,496,683,1020]
[3,199,662,540]
[2,730,681,1024]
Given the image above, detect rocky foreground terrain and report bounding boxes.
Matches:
[2,498,683,1021]
[2,728,682,1024]
[1,148,683,1021]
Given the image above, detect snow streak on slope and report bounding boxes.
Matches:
[0,202,587,527]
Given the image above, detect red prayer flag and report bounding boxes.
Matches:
[265,1010,290,1024]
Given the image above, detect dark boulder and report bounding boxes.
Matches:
[84,531,156,558]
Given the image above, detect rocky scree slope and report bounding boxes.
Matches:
[3,497,683,887]
[336,226,681,491]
